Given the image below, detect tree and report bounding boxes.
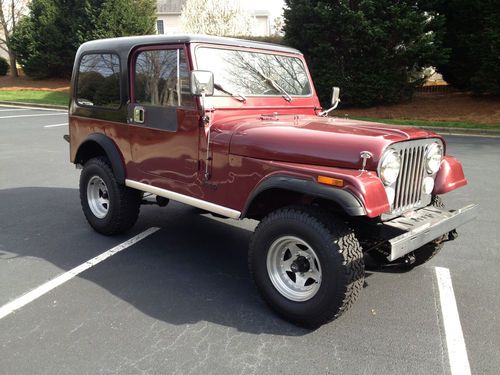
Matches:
[181,0,254,36]
[271,16,285,36]
[10,0,156,79]
[283,0,449,107]
[0,0,28,77]
[11,0,96,79]
[432,0,500,94]
[93,0,156,39]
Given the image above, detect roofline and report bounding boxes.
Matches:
[77,34,301,56]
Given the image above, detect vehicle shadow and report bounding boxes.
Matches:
[364,256,413,274]
[0,187,312,336]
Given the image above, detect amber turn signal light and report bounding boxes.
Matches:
[317,176,344,187]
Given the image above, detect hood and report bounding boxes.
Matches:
[222,115,442,170]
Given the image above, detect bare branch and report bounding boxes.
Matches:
[180,0,255,36]
[0,0,28,76]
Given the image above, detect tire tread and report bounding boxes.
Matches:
[249,205,364,328]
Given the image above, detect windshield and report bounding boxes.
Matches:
[195,47,312,97]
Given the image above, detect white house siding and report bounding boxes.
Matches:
[253,15,270,36]
[156,14,183,34]
[0,30,8,61]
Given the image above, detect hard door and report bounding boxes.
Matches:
[127,46,199,183]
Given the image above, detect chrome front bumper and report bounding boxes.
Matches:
[384,204,478,261]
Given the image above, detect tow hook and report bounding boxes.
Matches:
[447,229,458,241]
[403,253,416,266]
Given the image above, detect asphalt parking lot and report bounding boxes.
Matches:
[0,105,498,374]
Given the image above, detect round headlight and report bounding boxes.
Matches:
[426,143,443,174]
[379,150,401,185]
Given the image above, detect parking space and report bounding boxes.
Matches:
[0,105,498,374]
[0,106,67,127]
[0,105,73,189]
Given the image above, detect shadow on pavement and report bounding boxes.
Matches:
[0,187,309,336]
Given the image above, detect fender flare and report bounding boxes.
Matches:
[75,133,126,183]
[241,175,366,218]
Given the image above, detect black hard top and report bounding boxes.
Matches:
[77,34,302,55]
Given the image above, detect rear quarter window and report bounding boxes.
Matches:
[76,53,121,109]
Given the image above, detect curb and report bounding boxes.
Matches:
[0,100,67,110]
[393,124,500,138]
[343,116,500,137]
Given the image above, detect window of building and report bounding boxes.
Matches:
[77,54,121,109]
[156,20,164,34]
[134,48,193,107]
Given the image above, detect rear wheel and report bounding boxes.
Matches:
[249,206,364,328]
[80,157,141,235]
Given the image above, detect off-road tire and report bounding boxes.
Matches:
[249,206,364,328]
[80,157,141,235]
[371,196,445,268]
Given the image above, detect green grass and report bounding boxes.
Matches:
[350,116,500,130]
[0,90,69,107]
[0,91,498,131]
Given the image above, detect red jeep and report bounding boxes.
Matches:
[68,35,476,327]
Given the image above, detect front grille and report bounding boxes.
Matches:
[383,139,442,219]
[393,145,426,211]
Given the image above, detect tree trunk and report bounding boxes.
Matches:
[8,49,17,77]
[8,0,18,77]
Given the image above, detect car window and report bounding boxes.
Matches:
[195,47,312,97]
[134,48,193,108]
[77,54,121,109]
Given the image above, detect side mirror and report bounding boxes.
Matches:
[190,70,214,96]
[331,86,340,106]
[319,86,341,117]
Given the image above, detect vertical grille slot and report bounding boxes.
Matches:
[391,142,430,213]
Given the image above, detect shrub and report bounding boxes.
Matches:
[11,0,156,79]
[231,35,285,45]
[431,0,500,95]
[0,57,9,76]
[283,0,449,107]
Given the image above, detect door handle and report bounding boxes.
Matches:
[133,106,145,123]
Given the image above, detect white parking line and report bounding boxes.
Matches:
[44,123,68,128]
[0,108,26,112]
[0,104,67,112]
[0,113,67,119]
[435,267,471,375]
[0,227,160,320]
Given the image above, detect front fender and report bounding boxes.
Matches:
[242,175,367,217]
[433,155,467,194]
[242,165,390,219]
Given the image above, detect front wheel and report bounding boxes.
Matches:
[249,206,364,328]
[80,157,141,235]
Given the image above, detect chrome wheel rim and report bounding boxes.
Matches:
[266,236,322,302]
[87,176,109,219]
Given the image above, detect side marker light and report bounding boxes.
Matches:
[317,176,344,187]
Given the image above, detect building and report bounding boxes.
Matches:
[0,29,8,61]
[156,0,284,36]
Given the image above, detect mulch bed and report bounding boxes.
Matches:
[0,75,69,93]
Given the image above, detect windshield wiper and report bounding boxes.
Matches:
[253,69,292,102]
[214,83,247,102]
